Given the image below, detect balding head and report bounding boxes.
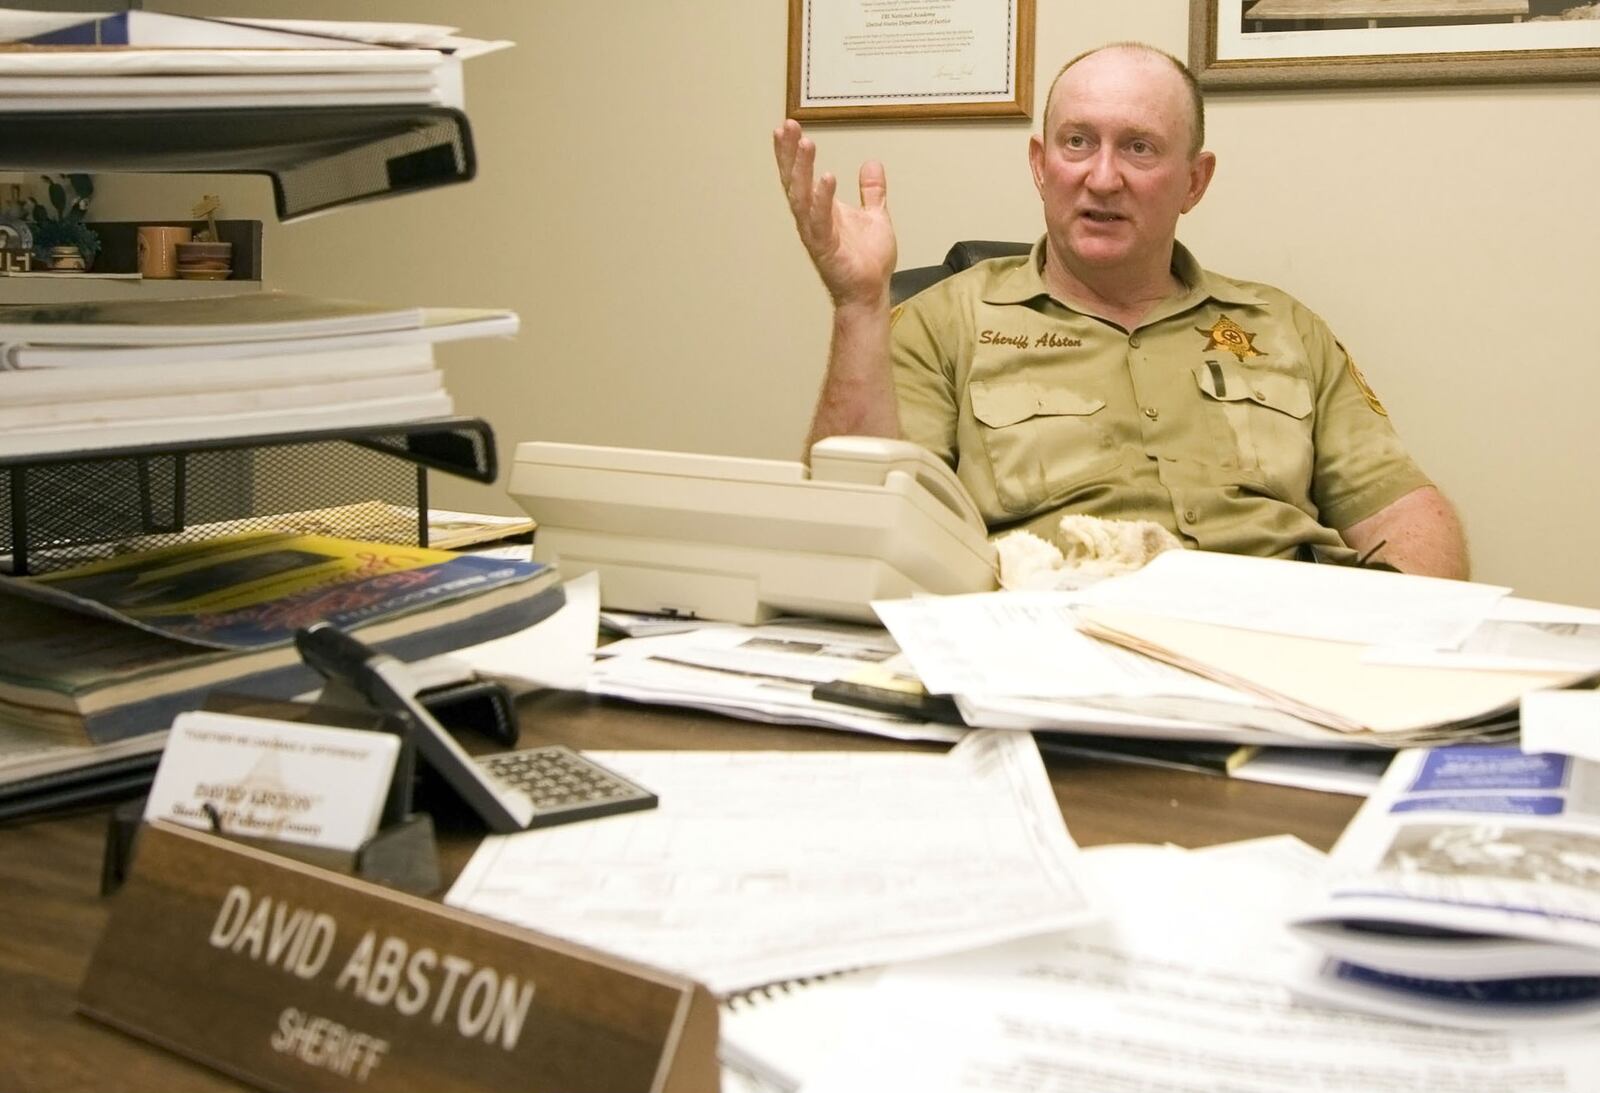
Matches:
[1043,43,1205,157]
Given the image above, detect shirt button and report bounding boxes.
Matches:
[1184,509,1198,522]
[1142,407,1159,420]
[1128,334,1142,348]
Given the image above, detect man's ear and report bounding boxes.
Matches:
[1028,133,1046,197]
[1181,150,1217,214]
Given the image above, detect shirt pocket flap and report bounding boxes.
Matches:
[1192,362,1312,419]
[970,381,1105,429]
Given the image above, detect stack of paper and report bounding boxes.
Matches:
[587,617,963,743]
[0,293,517,455]
[1073,552,1600,743]
[0,11,511,111]
[877,551,1600,748]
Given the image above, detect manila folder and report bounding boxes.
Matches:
[1075,606,1589,738]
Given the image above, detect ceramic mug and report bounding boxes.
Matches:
[136,225,192,279]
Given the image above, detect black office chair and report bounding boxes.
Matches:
[889,239,1031,306]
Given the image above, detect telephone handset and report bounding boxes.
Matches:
[808,436,986,533]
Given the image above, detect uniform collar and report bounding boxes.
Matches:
[982,236,1267,312]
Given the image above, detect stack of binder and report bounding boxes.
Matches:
[0,293,517,456]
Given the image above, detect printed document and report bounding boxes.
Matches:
[589,619,963,743]
[446,730,1094,995]
[791,837,1595,1092]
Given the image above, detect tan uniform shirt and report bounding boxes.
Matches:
[892,239,1430,562]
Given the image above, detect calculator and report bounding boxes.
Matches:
[474,745,658,829]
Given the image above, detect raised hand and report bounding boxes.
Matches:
[773,119,898,308]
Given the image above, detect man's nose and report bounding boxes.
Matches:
[1084,148,1121,192]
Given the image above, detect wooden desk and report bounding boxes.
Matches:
[0,691,1362,1093]
[1245,0,1528,26]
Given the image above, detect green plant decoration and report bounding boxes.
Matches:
[25,173,101,267]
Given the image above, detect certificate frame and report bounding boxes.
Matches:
[787,0,1035,122]
[1190,0,1600,90]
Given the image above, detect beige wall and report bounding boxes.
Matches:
[114,1,1600,605]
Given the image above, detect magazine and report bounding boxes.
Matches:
[0,584,559,746]
[0,533,564,744]
[1289,744,1600,1028]
[5,530,548,650]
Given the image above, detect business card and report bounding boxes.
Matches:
[144,710,400,851]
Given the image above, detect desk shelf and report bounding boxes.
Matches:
[0,416,498,575]
[0,99,492,573]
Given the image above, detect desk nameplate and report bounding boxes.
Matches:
[78,822,718,1093]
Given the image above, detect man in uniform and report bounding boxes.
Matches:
[773,42,1468,578]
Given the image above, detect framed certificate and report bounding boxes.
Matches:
[787,0,1035,122]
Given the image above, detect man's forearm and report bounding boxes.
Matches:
[1339,485,1469,580]
[803,298,900,454]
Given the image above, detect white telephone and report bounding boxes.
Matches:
[806,435,987,532]
[509,435,996,624]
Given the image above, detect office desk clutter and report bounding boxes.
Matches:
[877,550,1600,749]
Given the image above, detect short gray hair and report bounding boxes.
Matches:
[1042,43,1205,156]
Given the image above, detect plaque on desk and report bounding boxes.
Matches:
[77,822,718,1093]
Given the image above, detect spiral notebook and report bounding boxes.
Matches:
[719,970,880,1093]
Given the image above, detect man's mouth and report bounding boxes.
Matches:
[1080,210,1125,223]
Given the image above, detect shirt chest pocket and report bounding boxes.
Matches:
[1191,360,1314,490]
[969,380,1119,515]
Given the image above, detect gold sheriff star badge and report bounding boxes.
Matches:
[1197,314,1263,361]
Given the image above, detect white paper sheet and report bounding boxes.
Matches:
[872,590,1254,701]
[424,570,600,691]
[1076,548,1508,649]
[446,731,1095,996]
[1366,609,1600,672]
[1521,690,1600,763]
[795,837,1595,1092]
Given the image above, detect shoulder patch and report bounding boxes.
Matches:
[1335,339,1387,417]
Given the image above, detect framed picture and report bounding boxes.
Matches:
[787,0,1035,121]
[1190,0,1600,89]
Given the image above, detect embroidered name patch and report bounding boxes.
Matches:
[979,330,1082,349]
